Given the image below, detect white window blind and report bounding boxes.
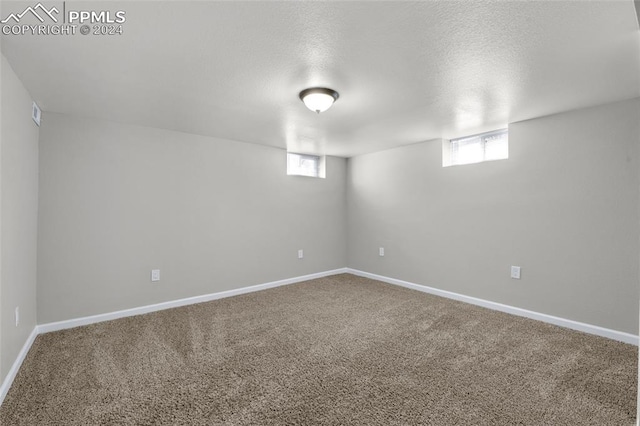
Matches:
[448,129,508,166]
[287,153,321,178]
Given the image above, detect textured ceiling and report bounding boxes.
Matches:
[2,1,639,157]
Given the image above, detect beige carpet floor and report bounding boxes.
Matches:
[0,274,637,425]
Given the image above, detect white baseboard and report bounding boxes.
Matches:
[3,266,635,409]
[0,326,38,406]
[38,268,348,334]
[347,268,639,346]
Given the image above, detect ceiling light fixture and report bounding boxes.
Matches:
[299,87,339,114]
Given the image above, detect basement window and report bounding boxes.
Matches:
[287,152,326,178]
[443,129,508,167]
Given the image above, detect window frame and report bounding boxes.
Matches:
[286,152,326,178]
[443,128,509,167]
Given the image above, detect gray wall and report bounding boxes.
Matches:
[348,98,640,334]
[0,55,39,383]
[37,113,347,323]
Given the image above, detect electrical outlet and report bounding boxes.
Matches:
[15,307,19,327]
[32,102,41,126]
[511,266,521,279]
[379,247,385,256]
[151,269,160,282]
[298,249,304,259]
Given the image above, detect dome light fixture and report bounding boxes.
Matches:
[299,87,339,114]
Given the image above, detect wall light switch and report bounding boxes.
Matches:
[15,307,19,327]
[379,247,385,256]
[510,266,521,279]
[298,249,304,259]
[151,269,160,282]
